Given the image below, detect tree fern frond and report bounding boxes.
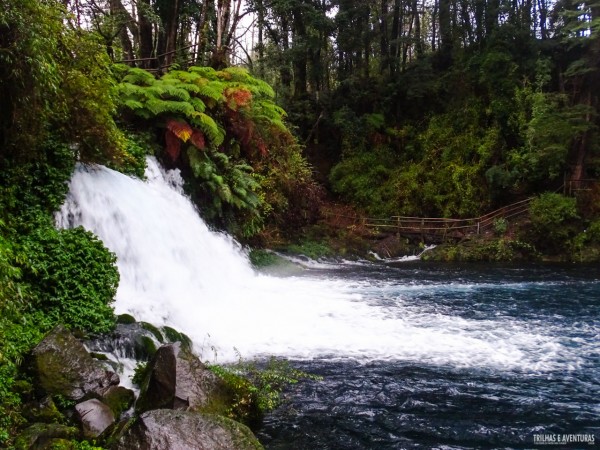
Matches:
[147,84,191,102]
[190,113,225,146]
[225,80,275,98]
[187,147,213,179]
[122,99,145,111]
[189,66,219,80]
[197,81,225,102]
[269,119,288,132]
[162,70,202,84]
[189,97,206,113]
[219,66,251,82]
[160,78,203,95]
[254,100,287,119]
[122,68,156,86]
[250,78,276,98]
[117,82,152,99]
[166,119,193,142]
[146,98,195,116]
[189,129,205,149]
[165,129,182,161]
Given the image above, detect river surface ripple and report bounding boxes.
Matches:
[257,263,600,450]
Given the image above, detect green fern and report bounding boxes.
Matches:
[190,112,225,147]
[254,100,286,120]
[117,82,153,99]
[189,97,206,113]
[189,66,219,80]
[147,84,191,102]
[212,152,230,166]
[220,67,275,98]
[197,81,226,102]
[122,99,145,111]
[122,68,156,86]
[162,70,202,84]
[146,98,195,117]
[217,183,233,203]
[188,147,213,179]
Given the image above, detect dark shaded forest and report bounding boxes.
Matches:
[61,0,600,219]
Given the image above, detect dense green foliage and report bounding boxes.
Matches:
[0,1,129,444]
[114,65,321,237]
[528,193,580,252]
[0,141,120,444]
[209,357,321,428]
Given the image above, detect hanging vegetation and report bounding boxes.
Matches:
[114,65,321,238]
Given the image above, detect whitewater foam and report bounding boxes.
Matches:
[56,158,578,371]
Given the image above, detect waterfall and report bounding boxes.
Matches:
[56,158,366,362]
[57,158,570,370]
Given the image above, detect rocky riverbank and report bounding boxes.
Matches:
[15,322,263,449]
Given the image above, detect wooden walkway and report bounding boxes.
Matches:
[323,198,533,243]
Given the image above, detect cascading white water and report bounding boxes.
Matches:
[57,158,573,369]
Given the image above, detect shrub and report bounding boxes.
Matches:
[209,358,321,428]
[493,217,508,236]
[20,226,119,335]
[529,193,579,252]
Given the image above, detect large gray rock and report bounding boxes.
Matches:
[136,342,223,413]
[102,385,135,419]
[112,409,263,450]
[30,325,119,401]
[75,399,115,437]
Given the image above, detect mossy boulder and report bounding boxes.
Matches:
[101,386,135,419]
[116,314,137,325]
[30,325,119,401]
[111,409,263,450]
[13,423,79,450]
[21,396,64,424]
[135,342,224,414]
[161,326,193,351]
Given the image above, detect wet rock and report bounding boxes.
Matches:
[75,399,115,437]
[86,322,161,361]
[86,321,194,363]
[21,396,63,424]
[13,423,79,450]
[116,313,136,325]
[136,342,223,413]
[102,386,135,419]
[112,409,263,450]
[30,325,119,401]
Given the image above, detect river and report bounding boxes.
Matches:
[56,158,600,449]
[257,262,600,449]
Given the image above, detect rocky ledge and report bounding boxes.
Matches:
[16,324,263,449]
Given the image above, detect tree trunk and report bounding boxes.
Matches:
[138,0,155,68]
[167,0,180,67]
[438,0,453,67]
[413,0,423,58]
[391,0,401,74]
[380,0,390,74]
[109,0,135,61]
[292,4,308,97]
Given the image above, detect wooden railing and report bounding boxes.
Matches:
[324,198,534,243]
[566,179,599,196]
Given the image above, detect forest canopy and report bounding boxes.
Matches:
[56,0,599,217]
